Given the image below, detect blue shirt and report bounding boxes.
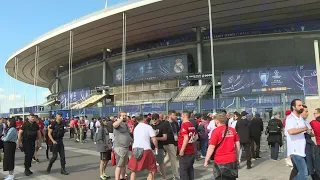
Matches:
[2,128,18,142]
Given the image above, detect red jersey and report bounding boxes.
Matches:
[128,119,135,133]
[37,121,45,137]
[310,120,320,145]
[178,121,197,154]
[209,125,239,164]
[16,121,24,131]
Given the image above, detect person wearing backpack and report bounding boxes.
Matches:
[266,113,283,161]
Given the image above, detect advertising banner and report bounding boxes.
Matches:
[222,65,317,95]
[113,54,188,83]
[60,88,91,108]
[142,103,166,113]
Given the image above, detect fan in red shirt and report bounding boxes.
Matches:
[16,117,24,132]
[204,113,240,180]
[310,108,320,146]
[178,111,198,180]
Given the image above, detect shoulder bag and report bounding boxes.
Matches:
[212,125,238,179]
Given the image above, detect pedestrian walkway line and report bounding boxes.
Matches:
[0,164,61,180]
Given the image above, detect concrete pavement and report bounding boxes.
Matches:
[0,137,293,180]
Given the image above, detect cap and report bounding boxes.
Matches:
[285,110,292,116]
[240,111,248,116]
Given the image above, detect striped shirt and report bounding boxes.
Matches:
[2,128,18,142]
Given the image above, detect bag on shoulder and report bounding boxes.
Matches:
[268,120,281,134]
[133,147,144,161]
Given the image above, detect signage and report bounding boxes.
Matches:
[185,73,212,80]
[113,55,188,83]
[221,65,317,95]
[60,88,91,108]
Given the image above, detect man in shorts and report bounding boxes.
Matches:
[151,113,168,180]
[128,115,158,180]
[113,111,133,180]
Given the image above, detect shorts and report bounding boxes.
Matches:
[114,147,129,167]
[35,140,41,149]
[100,150,112,161]
[128,150,157,172]
[155,149,164,164]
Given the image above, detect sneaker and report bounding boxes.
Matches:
[99,176,106,180]
[4,174,14,180]
[39,147,42,150]
[103,173,111,179]
[285,158,293,167]
[36,159,40,163]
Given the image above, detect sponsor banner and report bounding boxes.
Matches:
[222,65,317,95]
[201,99,217,110]
[183,101,197,111]
[60,88,91,108]
[113,55,188,83]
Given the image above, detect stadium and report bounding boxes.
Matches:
[3,0,320,119]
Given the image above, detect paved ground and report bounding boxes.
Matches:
[0,132,294,180]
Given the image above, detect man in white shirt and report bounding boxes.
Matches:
[127,115,158,180]
[285,99,309,180]
[207,113,216,140]
[94,118,101,144]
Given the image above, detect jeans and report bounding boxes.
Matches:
[250,136,261,158]
[90,129,94,140]
[290,154,308,180]
[240,143,251,167]
[200,138,208,157]
[271,142,280,160]
[179,154,195,180]
[283,136,287,158]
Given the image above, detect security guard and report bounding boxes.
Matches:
[47,112,69,175]
[18,113,41,176]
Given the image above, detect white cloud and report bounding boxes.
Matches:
[41,90,51,98]
[8,94,21,101]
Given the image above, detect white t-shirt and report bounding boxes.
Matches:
[228,118,234,127]
[95,121,101,133]
[89,121,94,130]
[285,113,306,157]
[207,120,216,139]
[230,120,237,129]
[85,119,90,127]
[132,123,155,150]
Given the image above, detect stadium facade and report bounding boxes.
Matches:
[3,0,320,119]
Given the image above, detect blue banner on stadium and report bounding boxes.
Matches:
[85,108,100,115]
[113,54,188,83]
[119,105,141,115]
[60,88,91,109]
[183,101,197,111]
[168,102,183,111]
[221,65,317,95]
[201,99,217,110]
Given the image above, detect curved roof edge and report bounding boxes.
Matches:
[5,0,162,66]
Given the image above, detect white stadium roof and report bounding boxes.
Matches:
[5,0,320,88]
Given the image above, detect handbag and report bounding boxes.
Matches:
[212,125,238,179]
[133,147,144,161]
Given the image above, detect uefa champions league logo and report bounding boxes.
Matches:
[259,71,269,87]
[272,70,281,79]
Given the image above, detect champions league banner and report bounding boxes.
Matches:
[221,65,317,95]
[113,55,188,83]
[60,88,91,109]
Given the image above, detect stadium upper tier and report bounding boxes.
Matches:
[5,0,320,88]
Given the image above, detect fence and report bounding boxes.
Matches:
[50,94,306,118]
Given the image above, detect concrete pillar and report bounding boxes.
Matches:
[196,27,203,85]
[55,68,59,94]
[102,49,107,94]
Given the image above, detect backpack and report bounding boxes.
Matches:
[267,120,281,134]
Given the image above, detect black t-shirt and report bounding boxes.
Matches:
[151,121,168,149]
[163,121,180,146]
[22,120,39,141]
[50,121,65,141]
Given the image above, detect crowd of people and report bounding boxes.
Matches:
[0,98,319,180]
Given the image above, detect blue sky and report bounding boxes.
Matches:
[0,0,124,112]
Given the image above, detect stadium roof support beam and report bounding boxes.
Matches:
[102,49,107,94]
[313,40,320,99]
[196,27,203,86]
[68,31,74,113]
[122,12,127,106]
[208,0,216,99]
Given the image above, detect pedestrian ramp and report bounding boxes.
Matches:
[172,85,211,102]
[71,93,107,109]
